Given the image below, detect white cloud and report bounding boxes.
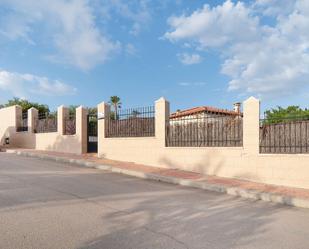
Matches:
[125,43,137,56]
[165,1,259,48]
[253,0,296,17]
[178,53,203,65]
[0,0,120,70]
[164,0,309,99]
[0,0,180,70]
[98,0,152,36]
[179,81,206,86]
[0,70,76,98]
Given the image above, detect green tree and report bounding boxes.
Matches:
[68,105,78,116]
[264,106,309,124]
[68,106,97,116]
[0,97,50,113]
[87,107,97,116]
[109,96,122,120]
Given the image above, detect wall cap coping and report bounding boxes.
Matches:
[97,101,108,106]
[76,105,87,110]
[57,105,67,109]
[28,107,38,111]
[244,96,260,103]
[155,97,168,103]
[0,105,19,112]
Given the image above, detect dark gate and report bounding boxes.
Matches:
[87,114,98,153]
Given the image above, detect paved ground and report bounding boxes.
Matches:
[1,154,309,249]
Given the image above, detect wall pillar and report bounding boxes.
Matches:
[57,105,69,135]
[155,97,170,147]
[28,107,38,133]
[97,102,110,157]
[76,106,88,154]
[15,105,22,130]
[243,96,260,155]
[3,105,22,146]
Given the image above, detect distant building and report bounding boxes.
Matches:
[170,103,242,124]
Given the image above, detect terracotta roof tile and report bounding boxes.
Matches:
[170,106,241,119]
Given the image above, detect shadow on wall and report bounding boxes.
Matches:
[77,182,282,249]
[158,150,261,183]
[45,134,82,154]
[158,150,225,176]
[0,128,83,154]
[0,126,16,146]
[0,126,36,149]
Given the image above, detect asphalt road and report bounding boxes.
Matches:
[1,153,309,249]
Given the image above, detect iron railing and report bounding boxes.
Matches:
[88,115,98,137]
[35,112,57,133]
[16,112,28,132]
[65,113,76,135]
[87,114,98,153]
[166,115,243,147]
[106,106,155,137]
[260,116,309,154]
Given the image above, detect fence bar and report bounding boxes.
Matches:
[35,112,57,133]
[106,106,155,138]
[166,114,243,147]
[64,112,76,135]
[16,111,28,132]
[260,116,309,154]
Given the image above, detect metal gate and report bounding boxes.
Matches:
[87,114,98,153]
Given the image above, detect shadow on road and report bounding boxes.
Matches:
[0,154,291,249]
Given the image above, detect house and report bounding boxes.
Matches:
[170,103,242,124]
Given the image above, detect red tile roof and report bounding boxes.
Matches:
[170,106,241,119]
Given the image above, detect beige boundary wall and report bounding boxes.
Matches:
[98,97,309,190]
[0,105,22,147]
[0,105,88,154]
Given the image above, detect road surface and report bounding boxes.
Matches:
[1,153,309,249]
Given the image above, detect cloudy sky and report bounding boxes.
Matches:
[0,0,308,111]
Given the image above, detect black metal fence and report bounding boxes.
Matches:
[65,113,76,135]
[166,115,243,147]
[260,116,309,153]
[16,112,28,132]
[35,112,57,133]
[87,114,98,153]
[106,106,155,137]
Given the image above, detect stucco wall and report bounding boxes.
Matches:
[1,105,88,154]
[3,98,309,190]
[98,97,309,190]
[100,137,309,189]
[0,105,23,147]
[14,132,83,154]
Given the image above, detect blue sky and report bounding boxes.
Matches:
[0,0,308,112]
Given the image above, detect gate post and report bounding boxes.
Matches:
[155,97,170,147]
[76,106,88,154]
[57,105,69,135]
[243,96,260,155]
[28,107,38,133]
[97,102,110,156]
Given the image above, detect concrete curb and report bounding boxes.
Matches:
[5,149,309,209]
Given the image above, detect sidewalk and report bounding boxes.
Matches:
[3,148,309,209]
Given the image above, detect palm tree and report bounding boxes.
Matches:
[109,96,122,119]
